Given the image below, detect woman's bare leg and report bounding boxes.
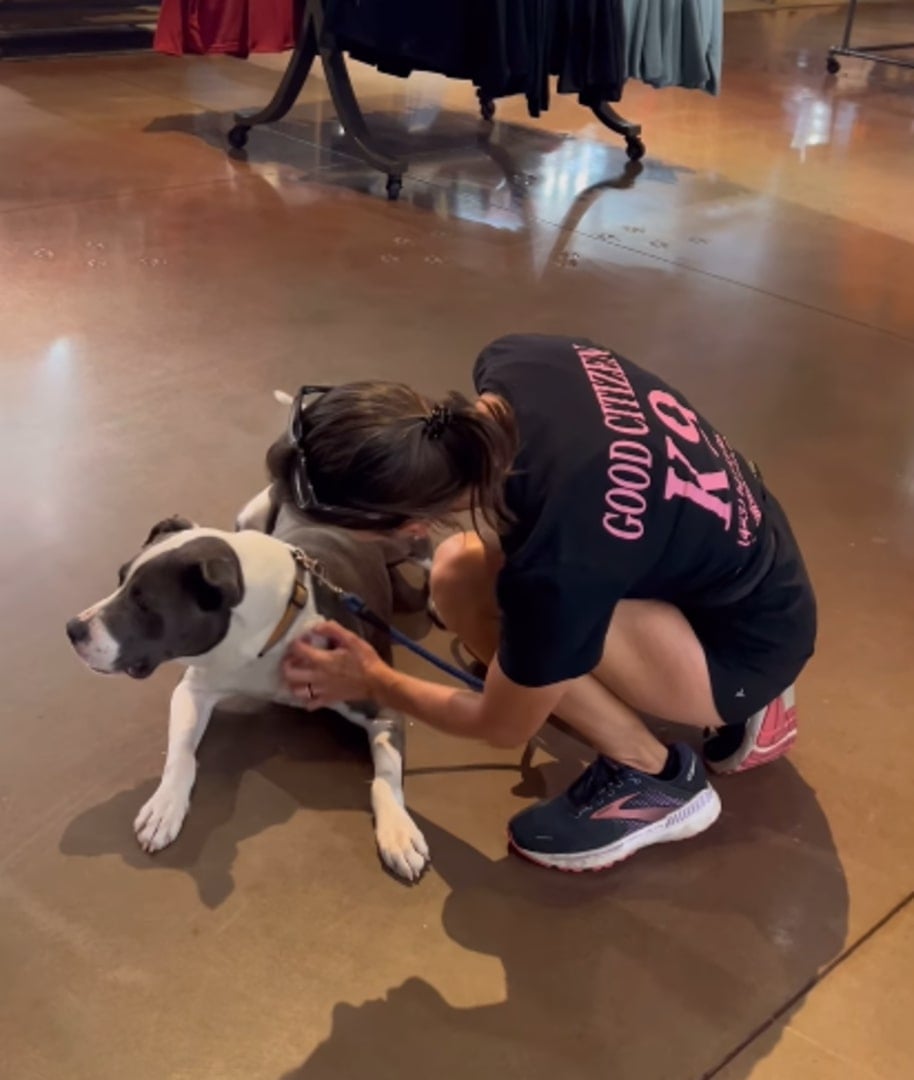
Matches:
[430,532,724,774]
[430,531,503,663]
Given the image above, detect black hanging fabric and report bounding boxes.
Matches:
[324,0,477,81]
[324,0,627,117]
[549,0,627,108]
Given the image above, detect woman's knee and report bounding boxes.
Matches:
[430,532,497,626]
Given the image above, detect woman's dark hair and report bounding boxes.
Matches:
[269,381,518,532]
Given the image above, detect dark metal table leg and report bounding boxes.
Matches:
[227,1,319,149]
[477,87,496,122]
[591,101,646,161]
[224,0,408,196]
[318,30,407,197]
[840,0,859,49]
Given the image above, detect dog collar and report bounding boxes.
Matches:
[257,549,311,658]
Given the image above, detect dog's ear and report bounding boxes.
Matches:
[182,553,244,612]
[265,435,297,486]
[144,515,195,547]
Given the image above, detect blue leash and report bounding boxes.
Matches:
[290,547,486,692]
[339,592,486,693]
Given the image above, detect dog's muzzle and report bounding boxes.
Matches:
[65,612,123,676]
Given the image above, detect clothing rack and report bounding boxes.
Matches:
[827,0,914,74]
[226,0,645,201]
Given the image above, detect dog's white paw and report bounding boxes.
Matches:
[133,783,190,853]
[375,806,430,883]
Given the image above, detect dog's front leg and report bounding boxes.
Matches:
[134,673,219,853]
[366,713,430,882]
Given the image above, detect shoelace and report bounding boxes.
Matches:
[568,756,629,812]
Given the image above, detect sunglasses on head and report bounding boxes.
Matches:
[286,384,410,531]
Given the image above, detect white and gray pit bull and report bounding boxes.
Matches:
[66,508,431,882]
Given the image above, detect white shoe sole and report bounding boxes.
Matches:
[510,785,722,873]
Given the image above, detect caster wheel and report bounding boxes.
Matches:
[826,55,841,74]
[625,136,646,162]
[228,125,249,151]
[386,174,403,201]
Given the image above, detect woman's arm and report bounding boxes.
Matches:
[373,656,569,747]
[283,622,568,749]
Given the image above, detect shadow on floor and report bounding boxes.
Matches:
[59,692,848,1078]
[59,703,385,908]
[277,729,849,1080]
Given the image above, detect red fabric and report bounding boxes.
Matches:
[154,0,299,58]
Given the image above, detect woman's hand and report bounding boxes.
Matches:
[282,621,390,710]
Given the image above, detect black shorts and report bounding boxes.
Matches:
[683,493,817,725]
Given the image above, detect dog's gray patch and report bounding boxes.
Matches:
[118,516,197,586]
[105,537,244,679]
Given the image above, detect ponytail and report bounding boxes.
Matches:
[433,390,517,531]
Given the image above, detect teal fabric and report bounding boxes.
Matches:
[623,0,722,94]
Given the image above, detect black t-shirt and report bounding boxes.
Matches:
[473,334,775,688]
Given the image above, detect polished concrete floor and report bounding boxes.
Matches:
[2,4,914,1079]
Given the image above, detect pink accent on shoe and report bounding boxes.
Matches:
[590,795,672,823]
[708,686,798,775]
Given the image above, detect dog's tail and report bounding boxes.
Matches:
[273,390,294,407]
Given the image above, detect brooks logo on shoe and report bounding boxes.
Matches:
[590,795,671,823]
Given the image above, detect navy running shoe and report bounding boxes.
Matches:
[508,743,721,872]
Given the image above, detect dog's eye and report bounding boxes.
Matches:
[129,586,149,612]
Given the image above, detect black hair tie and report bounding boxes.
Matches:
[423,404,452,440]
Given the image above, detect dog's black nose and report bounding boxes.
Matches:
[66,618,89,645]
